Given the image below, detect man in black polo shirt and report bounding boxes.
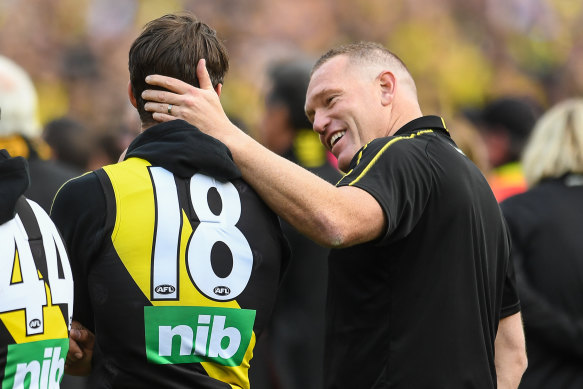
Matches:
[142,41,527,388]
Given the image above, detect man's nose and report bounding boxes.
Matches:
[312,111,329,134]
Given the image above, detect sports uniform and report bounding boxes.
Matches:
[0,149,73,388]
[51,120,289,389]
[325,116,520,388]
[501,174,583,389]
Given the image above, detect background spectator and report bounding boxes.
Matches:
[43,116,92,172]
[250,58,341,389]
[501,98,583,389]
[468,96,541,201]
[0,55,79,212]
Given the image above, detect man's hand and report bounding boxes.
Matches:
[65,320,95,376]
[142,59,236,142]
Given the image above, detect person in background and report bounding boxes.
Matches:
[501,98,583,389]
[43,116,92,173]
[0,55,79,213]
[51,13,289,388]
[143,41,527,389]
[448,114,490,175]
[0,149,74,388]
[469,96,540,202]
[251,59,340,389]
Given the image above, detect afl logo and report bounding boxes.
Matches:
[214,286,231,296]
[29,319,41,329]
[155,284,176,295]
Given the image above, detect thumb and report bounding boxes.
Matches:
[197,59,213,90]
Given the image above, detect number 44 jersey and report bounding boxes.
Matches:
[0,151,73,389]
[50,120,290,389]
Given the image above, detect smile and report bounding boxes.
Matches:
[330,131,346,149]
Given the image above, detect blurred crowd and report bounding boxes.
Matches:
[1,1,582,388]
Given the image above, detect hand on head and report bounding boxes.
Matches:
[143,59,233,139]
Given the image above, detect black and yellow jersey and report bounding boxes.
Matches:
[325,116,520,389]
[51,120,289,389]
[0,150,73,388]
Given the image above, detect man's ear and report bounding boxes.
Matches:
[378,71,396,106]
[127,81,137,108]
[215,83,222,97]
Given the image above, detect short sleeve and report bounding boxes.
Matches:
[337,137,433,245]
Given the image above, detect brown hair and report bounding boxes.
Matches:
[129,13,229,126]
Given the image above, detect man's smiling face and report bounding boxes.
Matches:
[305,55,387,172]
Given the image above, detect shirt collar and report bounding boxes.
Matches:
[394,115,449,137]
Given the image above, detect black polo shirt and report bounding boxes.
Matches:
[325,116,520,388]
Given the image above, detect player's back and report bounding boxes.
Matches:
[0,150,73,389]
[52,121,289,388]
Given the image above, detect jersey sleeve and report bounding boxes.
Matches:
[336,138,433,245]
[51,172,107,332]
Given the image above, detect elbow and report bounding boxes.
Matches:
[315,217,360,249]
[519,349,528,376]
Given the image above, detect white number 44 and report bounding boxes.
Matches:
[0,200,73,336]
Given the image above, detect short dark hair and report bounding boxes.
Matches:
[129,13,229,126]
[266,59,314,130]
[478,96,541,162]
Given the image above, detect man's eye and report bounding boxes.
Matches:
[326,96,336,105]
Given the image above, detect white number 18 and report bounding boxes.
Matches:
[150,169,253,302]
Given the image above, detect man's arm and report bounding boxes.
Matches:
[142,60,385,248]
[494,312,527,389]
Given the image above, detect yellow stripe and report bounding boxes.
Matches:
[441,117,448,131]
[104,158,253,388]
[348,130,434,186]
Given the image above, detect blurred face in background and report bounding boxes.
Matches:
[258,102,294,156]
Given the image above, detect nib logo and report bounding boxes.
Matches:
[3,338,68,389]
[144,306,255,367]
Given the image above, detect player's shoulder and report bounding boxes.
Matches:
[51,170,104,215]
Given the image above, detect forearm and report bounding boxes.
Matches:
[495,313,527,389]
[141,70,384,246]
[223,125,382,247]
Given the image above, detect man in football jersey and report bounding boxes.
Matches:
[0,149,74,388]
[51,13,289,388]
[142,42,527,388]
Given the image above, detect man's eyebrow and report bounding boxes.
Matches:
[305,87,341,119]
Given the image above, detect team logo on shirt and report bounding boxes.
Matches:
[144,306,255,367]
[2,338,68,389]
[154,285,176,295]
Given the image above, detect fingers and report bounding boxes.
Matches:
[196,59,213,90]
[144,75,192,94]
[141,90,180,106]
[152,112,176,123]
[70,321,96,348]
[67,337,83,361]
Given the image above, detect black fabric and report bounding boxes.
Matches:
[50,172,103,331]
[256,139,341,389]
[125,119,240,180]
[501,175,583,389]
[0,150,29,224]
[325,116,519,389]
[51,121,289,388]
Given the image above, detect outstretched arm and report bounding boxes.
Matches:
[142,60,385,248]
[494,312,527,389]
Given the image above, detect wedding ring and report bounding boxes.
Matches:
[167,104,173,115]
